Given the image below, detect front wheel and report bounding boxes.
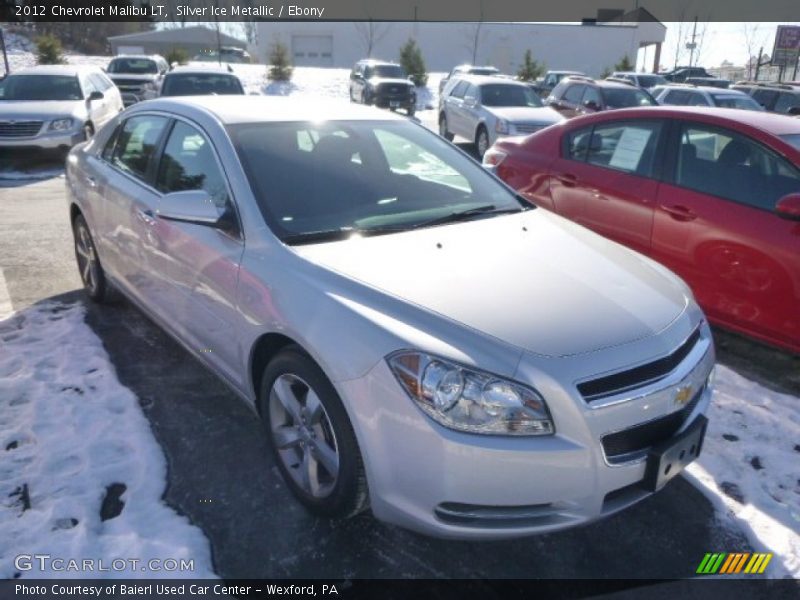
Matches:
[260,348,369,518]
[439,113,454,141]
[475,126,490,159]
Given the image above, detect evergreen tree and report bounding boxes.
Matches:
[36,34,65,65]
[614,55,635,72]
[399,38,428,87]
[517,50,545,81]
[267,41,293,82]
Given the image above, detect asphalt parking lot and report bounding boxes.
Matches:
[3,155,798,583]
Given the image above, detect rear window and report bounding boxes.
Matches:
[108,58,158,75]
[636,75,667,88]
[711,94,762,111]
[160,73,244,96]
[602,88,656,108]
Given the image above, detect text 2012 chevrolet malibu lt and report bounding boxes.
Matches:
[66,97,714,539]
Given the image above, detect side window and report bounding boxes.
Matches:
[585,121,663,177]
[663,90,689,104]
[464,84,478,102]
[774,93,800,113]
[450,81,468,98]
[676,124,800,210]
[88,73,110,93]
[582,86,602,107]
[101,124,121,161]
[752,89,777,109]
[565,126,594,162]
[111,115,169,180]
[687,92,709,106]
[81,76,98,98]
[562,84,585,104]
[155,121,230,211]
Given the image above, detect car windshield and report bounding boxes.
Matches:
[0,75,82,101]
[711,94,763,110]
[108,58,158,74]
[480,84,543,107]
[229,120,527,244]
[603,88,657,108]
[369,65,407,79]
[780,134,800,151]
[637,75,667,88]
[160,74,244,96]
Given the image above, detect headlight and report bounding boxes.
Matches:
[143,81,156,91]
[387,351,554,436]
[495,118,510,134]
[49,118,75,131]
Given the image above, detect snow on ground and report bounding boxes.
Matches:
[686,365,800,578]
[0,299,216,579]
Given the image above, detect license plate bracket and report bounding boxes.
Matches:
[642,415,707,492]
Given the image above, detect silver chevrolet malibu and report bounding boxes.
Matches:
[66,96,714,539]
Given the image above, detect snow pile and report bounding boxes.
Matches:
[686,365,800,578]
[0,300,215,579]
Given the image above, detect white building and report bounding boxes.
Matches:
[257,16,666,77]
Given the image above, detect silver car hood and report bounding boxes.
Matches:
[108,74,157,82]
[0,100,83,120]
[488,105,563,123]
[293,211,689,358]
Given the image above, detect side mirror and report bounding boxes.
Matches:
[788,106,800,116]
[464,96,478,108]
[88,91,104,101]
[583,99,599,111]
[157,190,222,226]
[775,193,800,221]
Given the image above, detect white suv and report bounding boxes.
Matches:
[438,76,564,158]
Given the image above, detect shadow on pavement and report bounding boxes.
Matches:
[65,292,753,580]
[0,150,65,184]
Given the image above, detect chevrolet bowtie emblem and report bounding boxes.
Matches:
[675,385,694,406]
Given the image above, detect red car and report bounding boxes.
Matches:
[485,107,800,353]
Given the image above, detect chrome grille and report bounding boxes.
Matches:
[0,120,43,138]
[513,122,547,134]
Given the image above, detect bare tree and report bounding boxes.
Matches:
[669,1,692,68]
[354,20,389,58]
[742,23,768,79]
[462,0,486,64]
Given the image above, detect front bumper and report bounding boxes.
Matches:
[337,321,714,540]
[0,129,84,150]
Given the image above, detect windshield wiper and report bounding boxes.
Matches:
[409,205,525,229]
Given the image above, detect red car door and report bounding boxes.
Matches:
[549,119,663,255]
[652,120,800,351]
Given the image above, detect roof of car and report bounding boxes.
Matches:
[356,59,401,66]
[569,106,800,136]
[452,75,527,87]
[110,55,163,61]
[15,65,101,76]
[137,96,406,124]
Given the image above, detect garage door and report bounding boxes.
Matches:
[291,35,333,67]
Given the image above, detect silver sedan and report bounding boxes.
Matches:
[66,96,714,539]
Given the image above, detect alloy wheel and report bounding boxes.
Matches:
[74,222,99,295]
[268,373,340,498]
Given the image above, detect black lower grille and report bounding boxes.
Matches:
[0,120,43,138]
[601,387,703,461]
[578,327,702,402]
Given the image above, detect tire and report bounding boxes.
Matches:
[361,90,371,106]
[475,126,490,159]
[407,105,415,118]
[72,214,113,303]
[439,113,454,141]
[259,347,369,518]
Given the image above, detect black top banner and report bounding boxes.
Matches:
[1,0,799,22]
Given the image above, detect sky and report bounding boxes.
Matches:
[656,22,800,70]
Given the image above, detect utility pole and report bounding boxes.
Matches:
[687,18,698,67]
[213,0,223,65]
[0,29,9,78]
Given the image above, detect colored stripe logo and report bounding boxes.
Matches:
[696,552,772,574]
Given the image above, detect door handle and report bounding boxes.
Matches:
[555,173,578,187]
[136,208,157,226]
[660,204,697,221]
